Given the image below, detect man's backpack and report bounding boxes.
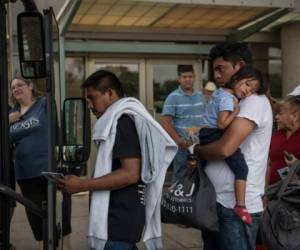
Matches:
[261,160,300,250]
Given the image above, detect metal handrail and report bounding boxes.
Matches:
[0,184,45,218]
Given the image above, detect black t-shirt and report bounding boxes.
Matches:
[108,115,146,243]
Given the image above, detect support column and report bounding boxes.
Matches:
[249,43,269,76]
[281,22,300,96]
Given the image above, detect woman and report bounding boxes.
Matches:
[9,77,71,250]
[268,95,300,185]
[260,95,300,250]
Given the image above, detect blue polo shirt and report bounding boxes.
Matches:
[162,86,205,139]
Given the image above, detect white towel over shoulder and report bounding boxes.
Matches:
[88,97,178,250]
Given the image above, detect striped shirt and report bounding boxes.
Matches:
[162,86,205,139]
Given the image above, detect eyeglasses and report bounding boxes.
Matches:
[11,83,27,91]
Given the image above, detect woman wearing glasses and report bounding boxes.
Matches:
[9,77,72,250]
[268,95,300,185]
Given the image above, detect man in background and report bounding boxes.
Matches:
[161,65,205,182]
[202,81,217,103]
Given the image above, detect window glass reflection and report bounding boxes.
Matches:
[65,57,85,98]
[153,64,179,113]
[95,63,139,99]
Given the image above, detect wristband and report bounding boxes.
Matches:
[188,143,198,154]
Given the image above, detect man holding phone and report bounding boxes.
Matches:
[58,70,177,250]
[41,172,64,183]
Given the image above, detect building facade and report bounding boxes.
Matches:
[6,0,300,175]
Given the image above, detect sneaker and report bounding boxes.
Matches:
[234,206,252,225]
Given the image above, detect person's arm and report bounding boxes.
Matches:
[262,158,272,208]
[284,152,297,166]
[161,115,189,149]
[194,116,256,160]
[265,158,271,188]
[217,109,239,129]
[217,96,240,129]
[58,157,141,194]
[59,114,142,194]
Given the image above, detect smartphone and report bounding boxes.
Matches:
[283,150,293,161]
[41,171,64,183]
[277,167,290,179]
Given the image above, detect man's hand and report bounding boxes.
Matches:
[187,154,197,169]
[9,111,21,123]
[177,137,190,149]
[57,175,84,194]
[162,115,190,149]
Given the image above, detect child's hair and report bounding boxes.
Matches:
[225,65,268,95]
[177,65,194,76]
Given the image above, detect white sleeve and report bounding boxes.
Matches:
[237,94,267,127]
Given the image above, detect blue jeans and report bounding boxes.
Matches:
[172,149,189,183]
[202,203,262,250]
[104,241,137,250]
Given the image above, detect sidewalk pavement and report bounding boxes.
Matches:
[10,192,203,250]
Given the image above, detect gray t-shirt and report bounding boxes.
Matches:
[10,96,48,180]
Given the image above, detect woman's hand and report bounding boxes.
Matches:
[284,151,297,166]
[283,152,300,180]
[9,112,21,123]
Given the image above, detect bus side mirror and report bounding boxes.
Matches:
[62,98,91,164]
[17,12,46,78]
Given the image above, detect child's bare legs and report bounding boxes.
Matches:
[233,179,252,225]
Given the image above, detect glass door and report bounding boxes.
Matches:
[145,59,202,122]
[87,58,146,177]
[89,58,146,103]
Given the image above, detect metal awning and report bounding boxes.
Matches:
[53,0,300,58]
[73,1,272,29]
[57,0,299,42]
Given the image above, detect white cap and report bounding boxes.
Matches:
[288,85,300,96]
[204,81,216,92]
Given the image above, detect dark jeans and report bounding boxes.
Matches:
[202,203,262,250]
[104,241,138,250]
[172,148,189,183]
[18,176,72,241]
[199,128,248,180]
